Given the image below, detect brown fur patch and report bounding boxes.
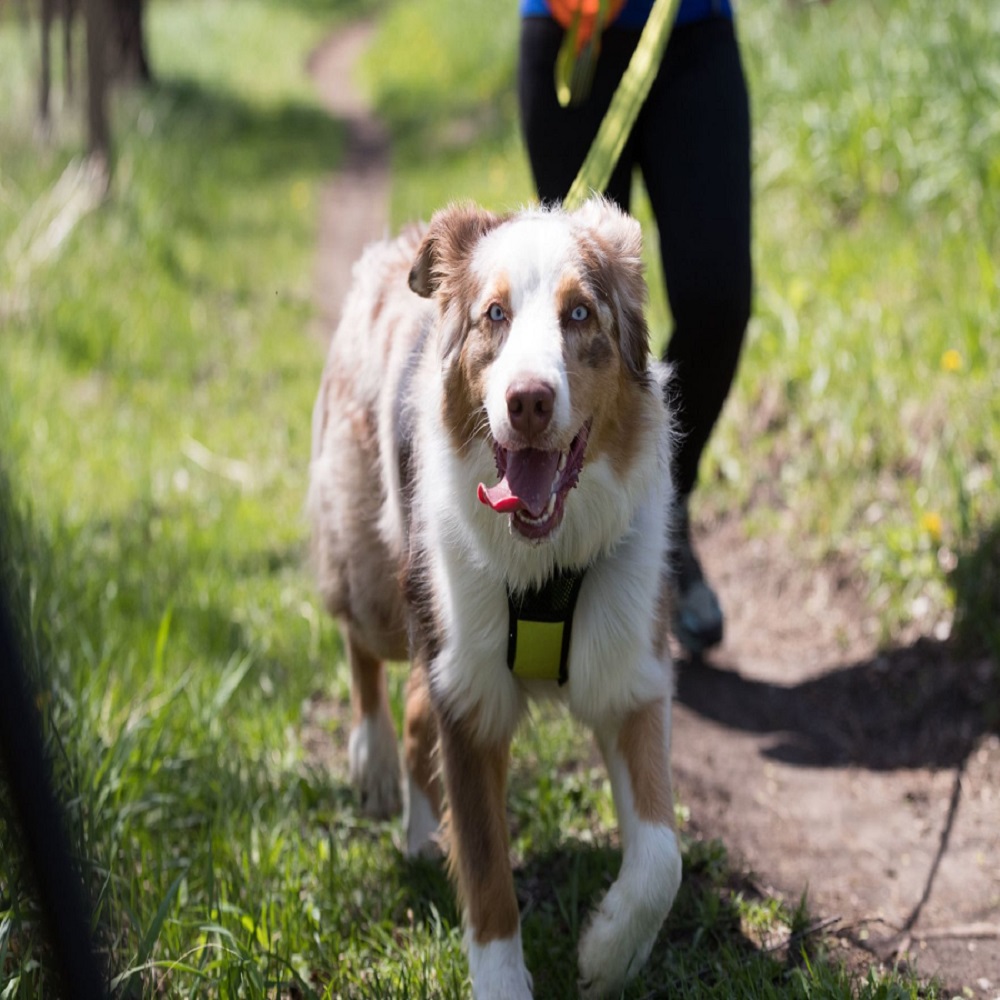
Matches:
[347,633,387,725]
[606,373,656,480]
[409,204,505,299]
[404,663,442,816]
[652,568,674,662]
[438,715,519,943]
[618,699,675,826]
[556,273,613,371]
[580,332,614,369]
[400,542,444,668]
[566,323,654,483]
[577,237,649,381]
[441,324,496,454]
[560,232,657,482]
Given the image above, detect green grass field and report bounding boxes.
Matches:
[1,0,997,995]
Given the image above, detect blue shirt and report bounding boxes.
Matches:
[519,0,733,28]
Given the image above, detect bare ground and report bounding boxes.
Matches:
[306,21,389,342]
[307,22,1000,998]
[677,521,1000,996]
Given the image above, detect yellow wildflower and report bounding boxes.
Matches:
[940,348,963,373]
[920,511,943,543]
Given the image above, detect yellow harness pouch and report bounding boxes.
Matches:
[507,569,587,685]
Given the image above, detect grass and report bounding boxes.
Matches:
[0,0,995,996]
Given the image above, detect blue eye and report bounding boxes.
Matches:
[570,304,589,322]
[488,303,506,322]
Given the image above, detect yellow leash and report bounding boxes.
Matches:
[562,0,683,211]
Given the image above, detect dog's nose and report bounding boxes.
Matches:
[506,380,555,438]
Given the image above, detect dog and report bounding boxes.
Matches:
[308,197,681,999]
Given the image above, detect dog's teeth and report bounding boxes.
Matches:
[557,453,567,474]
[546,494,556,517]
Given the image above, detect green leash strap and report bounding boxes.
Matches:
[562,0,683,211]
[507,568,587,685]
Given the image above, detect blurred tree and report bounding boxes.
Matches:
[39,0,77,124]
[39,0,55,122]
[37,0,151,162]
[110,0,151,83]
[84,0,109,161]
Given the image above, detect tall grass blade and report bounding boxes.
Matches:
[134,872,184,972]
[152,605,173,677]
[211,653,254,715]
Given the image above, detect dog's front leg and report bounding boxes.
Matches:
[437,713,532,1000]
[579,696,682,998]
[402,660,442,857]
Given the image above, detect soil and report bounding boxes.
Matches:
[306,21,390,342]
[306,22,1000,998]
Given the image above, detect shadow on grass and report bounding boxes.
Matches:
[147,77,349,183]
[381,96,512,171]
[950,517,1000,667]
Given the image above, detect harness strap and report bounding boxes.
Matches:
[507,567,587,685]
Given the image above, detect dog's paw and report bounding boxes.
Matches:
[577,881,658,999]
[469,936,533,1000]
[578,827,681,999]
[472,969,533,1000]
[348,712,402,819]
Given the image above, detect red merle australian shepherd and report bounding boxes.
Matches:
[308,198,680,998]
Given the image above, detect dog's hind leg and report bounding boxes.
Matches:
[578,697,682,999]
[438,716,533,1000]
[402,662,442,857]
[346,631,402,819]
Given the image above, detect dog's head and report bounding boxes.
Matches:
[409,197,654,543]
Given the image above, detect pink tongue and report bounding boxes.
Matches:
[478,448,561,518]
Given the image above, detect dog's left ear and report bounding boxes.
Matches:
[573,197,650,380]
[409,204,502,298]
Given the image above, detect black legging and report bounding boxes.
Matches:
[518,15,752,498]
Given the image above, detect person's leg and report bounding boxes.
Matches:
[638,17,753,651]
[640,17,752,498]
[518,18,639,209]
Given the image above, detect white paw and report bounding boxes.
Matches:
[578,828,681,998]
[403,775,441,859]
[468,933,533,1000]
[348,713,401,819]
[578,882,658,998]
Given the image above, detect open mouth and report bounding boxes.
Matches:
[476,422,590,540]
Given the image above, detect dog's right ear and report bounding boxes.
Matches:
[408,204,502,298]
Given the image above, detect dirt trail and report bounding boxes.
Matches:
[307,22,1000,998]
[307,21,389,342]
[677,521,999,996]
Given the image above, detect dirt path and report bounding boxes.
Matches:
[307,23,1000,998]
[676,521,1000,996]
[307,20,389,342]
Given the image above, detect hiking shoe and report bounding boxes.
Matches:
[671,500,724,655]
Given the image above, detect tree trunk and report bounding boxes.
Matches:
[84,0,110,163]
[64,0,77,102]
[112,0,152,85]
[39,0,55,123]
